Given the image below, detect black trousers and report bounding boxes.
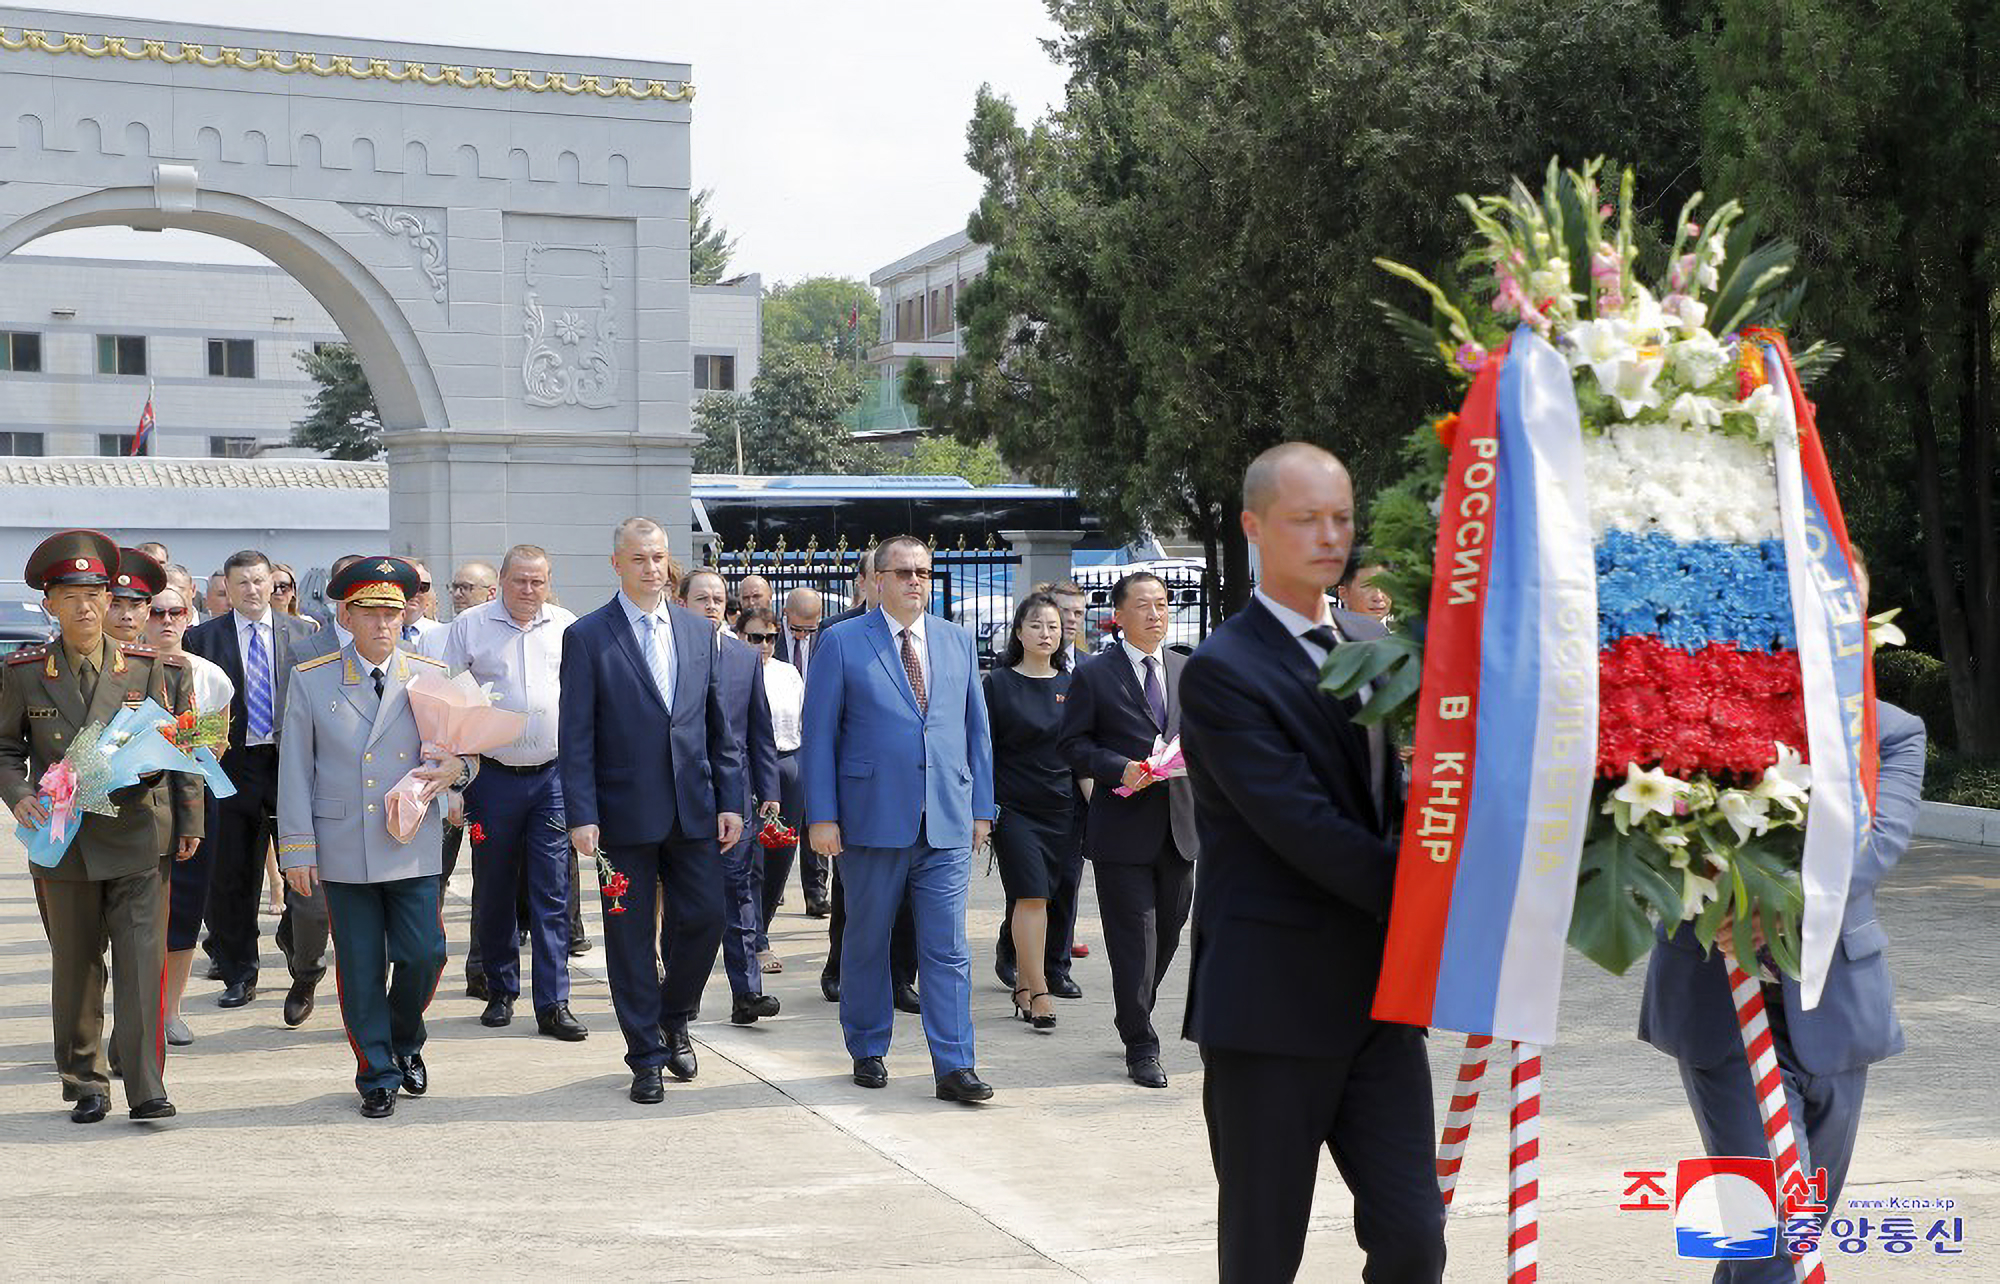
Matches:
[997,794,1087,978]
[600,834,723,1070]
[203,745,326,986]
[1093,847,1193,1062]
[823,860,915,988]
[1202,1028,1446,1283]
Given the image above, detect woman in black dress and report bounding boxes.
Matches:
[982,592,1074,1030]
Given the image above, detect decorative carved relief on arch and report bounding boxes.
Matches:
[521,241,618,409]
[346,202,448,304]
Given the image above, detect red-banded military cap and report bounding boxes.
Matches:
[328,556,420,610]
[24,529,119,591]
[111,547,167,600]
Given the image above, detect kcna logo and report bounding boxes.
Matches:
[1675,1157,1780,1260]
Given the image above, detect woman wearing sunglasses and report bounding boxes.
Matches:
[269,563,318,630]
[734,606,804,973]
[141,584,237,1046]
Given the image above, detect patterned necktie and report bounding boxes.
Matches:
[1142,654,1167,728]
[404,622,420,643]
[900,627,928,715]
[640,613,674,708]
[245,623,274,739]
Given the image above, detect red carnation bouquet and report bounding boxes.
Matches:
[595,852,632,914]
[756,816,798,849]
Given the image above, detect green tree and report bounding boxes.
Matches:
[1701,0,2000,755]
[764,276,879,362]
[291,342,381,459]
[910,0,1697,615]
[692,187,737,286]
[891,435,1012,485]
[692,345,870,474]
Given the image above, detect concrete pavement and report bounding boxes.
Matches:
[0,834,1991,1280]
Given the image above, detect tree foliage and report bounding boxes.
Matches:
[291,342,382,460]
[1701,0,2000,755]
[910,0,1698,613]
[891,435,1012,485]
[691,188,737,286]
[764,276,879,362]
[692,345,873,475]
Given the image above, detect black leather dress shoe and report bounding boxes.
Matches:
[1047,975,1083,1000]
[1128,1057,1168,1089]
[820,973,840,1003]
[360,1088,396,1118]
[994,958,1018,989]
[465,973,491,1001]
[730,992,781,1025]
[664,1028,698,1081]
[536,1003,589,1041]
[894,983,921,1015]
[396,1053,428,1096]
[70,1093,110,1124]
[568,935,593,957]
[203,959,223,981]
[283,978,317,1028]
[852,1056,888,1089]
[935,1068,994,1103]
[480,995,515,1028]
[805,897,831,919]
[129,1097,177,1121]
[630,1067,664,1104]
[216,980,256,1008]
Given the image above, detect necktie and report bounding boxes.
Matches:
[1142,654,1167,728]
[794,634,808,683]
[404,623,420,643]
[1304,625,1338,653]
[1309,624,1389,828]
[245,623,274,739]
[639,614,674,708]
[76,657,98,707]
[900,628,928,716]
[371,666,385,700]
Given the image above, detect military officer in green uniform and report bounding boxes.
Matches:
[0,530,201,1123]
[277,557,472,1118]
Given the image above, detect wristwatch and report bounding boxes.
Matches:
[454,758,473,789]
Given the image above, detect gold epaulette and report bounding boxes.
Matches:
[117,641,157,657]
[4,645,48,666]
[409,652,447,667]
[296,652,341,671]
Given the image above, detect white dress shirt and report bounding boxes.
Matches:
[443,598,576,766]
[761,658,804,753]
[619,591,677,710]
[877,606,929,697]
[232,607,278,746]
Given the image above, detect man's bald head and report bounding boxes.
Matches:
[1243,441,1349,516]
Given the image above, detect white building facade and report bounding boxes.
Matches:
[0,254,758,458]
[853,229,989,434]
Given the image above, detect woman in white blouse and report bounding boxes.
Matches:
[143,584,235,1046]
[735,606,803,973]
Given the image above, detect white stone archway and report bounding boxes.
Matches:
[0,8,700,601]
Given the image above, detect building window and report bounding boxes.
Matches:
[943,283,955,331]
[209,435,259,458]
[0,332,41,372]
[207,337,256,379]
[694,353,737,392]
[98,433,138,456]
[0,430,45,456]
[96,334,147,376]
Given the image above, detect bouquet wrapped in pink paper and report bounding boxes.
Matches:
[1113,734,1187,797]
[384,671,527,842]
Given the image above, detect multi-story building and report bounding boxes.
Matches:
[852,229,988,435]
[0,254,759,458]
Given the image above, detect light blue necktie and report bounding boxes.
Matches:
[639,613,675,710]
[245,622,274,739]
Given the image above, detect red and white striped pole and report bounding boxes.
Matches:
[1727,961,1830,1284]
[1508,1040,1541,1282]
[1437,1034,1493,1211]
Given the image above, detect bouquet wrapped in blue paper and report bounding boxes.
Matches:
[14,697,203,868]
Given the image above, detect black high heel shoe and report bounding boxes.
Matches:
[1011,987,1034,1022]
[1016,989,1056,1031]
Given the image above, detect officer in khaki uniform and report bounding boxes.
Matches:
[277,558,473,1118]
[0,530,201,1123]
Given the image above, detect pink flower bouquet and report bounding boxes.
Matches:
[383,671,527,842]
[1113,734,1187,797]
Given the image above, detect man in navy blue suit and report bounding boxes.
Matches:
[559,518,744,1104]
[1180,443,1442,1282]
[1641,563,1925,1281]
[803,535,998,1103]
[679,568,781,1025]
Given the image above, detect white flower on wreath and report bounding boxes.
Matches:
[1668,330,1729,387]
[1664,293,1710,335]
[1569,319,1668,419]
[1716,789,1773,844]
[1605,762,1688,831]
[1752,742,1812,820]
[1665,843,1723,919]
[1740,383,1786,442]
[1666,391,1725,433]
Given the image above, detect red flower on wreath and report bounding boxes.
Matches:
[466,821,486,845]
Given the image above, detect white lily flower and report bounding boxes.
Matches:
[1716,789,1772,844]
[1669,331,1729,386]
[1868,608,1906,649]
[1680,867,1723,918]
[1611,762,1687,826]
[1752,743,1812,818]
[1666,392,1725,432]
[1665,293,1709,333]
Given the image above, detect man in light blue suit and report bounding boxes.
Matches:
[1640,698,1924,1280]
[804,535,997,1103]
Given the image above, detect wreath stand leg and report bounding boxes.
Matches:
[1437,1034,1494,1212]
[1507,1041,1542,1282]
[1726,961,1830,1283]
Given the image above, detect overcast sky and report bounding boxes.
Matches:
[19,1,1069,283]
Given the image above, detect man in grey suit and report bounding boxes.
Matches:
[277,558,472,1119]
[1641,691,1925,1279]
